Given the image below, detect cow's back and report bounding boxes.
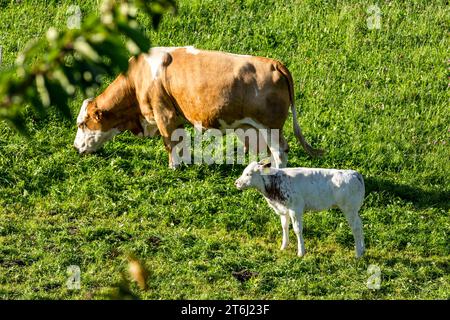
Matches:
[161,48,291,129]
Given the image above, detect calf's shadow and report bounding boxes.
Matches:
[364,176,449,211]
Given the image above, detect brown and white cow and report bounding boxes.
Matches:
[74,46,323,168]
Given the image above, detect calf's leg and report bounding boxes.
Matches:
[280,214,290,250]
[289,208,305,257]
[342,208,365,258]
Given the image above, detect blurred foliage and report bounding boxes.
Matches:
[104,254,150,300]
[0,0,176,135]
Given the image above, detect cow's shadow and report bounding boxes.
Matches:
[172,162,246,179]
[364,176,449,211]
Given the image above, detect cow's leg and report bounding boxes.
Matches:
[234,124,289,168]
[289,207,305,257]
[235,124,267,155]
[278,133,289,168]
[268,147,282,168]
[236,125,286,167]
[172,124,185,160]
[235,124,253,154]
[268,130,289,168]
[153,102,183,169]
[341,207,365,258]
[280,214,290,250]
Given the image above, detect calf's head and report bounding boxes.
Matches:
[235,161,271,190]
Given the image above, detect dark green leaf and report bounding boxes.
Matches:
[25,86,47,118]
[46,78,72,120]
[89,37,129,72]
[0,108,30,138]
[116,21,151,53]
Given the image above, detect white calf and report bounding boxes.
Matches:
[235,161,365,258]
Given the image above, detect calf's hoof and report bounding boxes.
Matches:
[297,251,305,257]
[355,249,365,259]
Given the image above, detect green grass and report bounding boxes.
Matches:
[0,0,449,299]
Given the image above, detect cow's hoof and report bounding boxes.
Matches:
[169,163,180,170]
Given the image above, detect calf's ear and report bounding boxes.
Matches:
[258,157,272,168]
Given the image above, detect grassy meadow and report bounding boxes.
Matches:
[0,0,449,299]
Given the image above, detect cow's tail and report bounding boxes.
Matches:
[275,62,324,157]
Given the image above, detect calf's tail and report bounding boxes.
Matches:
[275,62,325,157]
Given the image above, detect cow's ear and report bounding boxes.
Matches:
[93,109,103,122]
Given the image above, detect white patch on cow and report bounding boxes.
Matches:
[145,46,199,80]
[140,117,159,137]
[144,52,164,80]
[218,117,266,131]
[150,46,179,53]
[185,46,200,55]
[150,46,196,54]
[77,98,92,125]
[147,47,253,64]
[74,127,120,154]
[145,46,203,77]
[227,52,252,58]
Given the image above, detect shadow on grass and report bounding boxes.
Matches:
[92,146,449,211]
[364,177,449,211]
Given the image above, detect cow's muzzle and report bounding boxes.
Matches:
[73,144,90,155]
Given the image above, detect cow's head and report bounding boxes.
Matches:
[73,98,120,154]
[74,96,159,154]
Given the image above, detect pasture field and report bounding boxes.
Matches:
[0,0,449,299]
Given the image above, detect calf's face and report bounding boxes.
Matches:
[235,161,266,190]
